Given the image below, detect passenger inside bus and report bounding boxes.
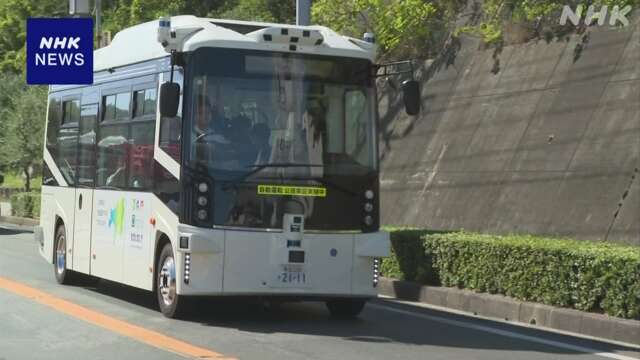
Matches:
[193,87,276,171]
[193,93,229,167]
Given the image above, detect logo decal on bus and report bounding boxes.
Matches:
[257,185,327,197]
[108,198,126,237]
[26,18,93,84]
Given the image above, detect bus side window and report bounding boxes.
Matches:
[97,124,129,189]
[78,104,98,187]
[159,71,182,162]
[46,96,61,160]
[133,88,157,119]
[57,99,80,185]
[44,96,62,187]
[97,92,132,189]
[129,121,155,189]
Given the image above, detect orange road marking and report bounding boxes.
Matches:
[0,276,236,360]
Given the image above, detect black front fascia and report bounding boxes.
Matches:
[181,170,379,232]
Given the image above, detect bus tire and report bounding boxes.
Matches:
[156,243,185,318]
[53,224,76,285]
[325,298,367,319]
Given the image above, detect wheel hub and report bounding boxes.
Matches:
[56,235,66,275]
[158,256,176,306]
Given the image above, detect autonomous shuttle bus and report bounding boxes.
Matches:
[37,15,418,318]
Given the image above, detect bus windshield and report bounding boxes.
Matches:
[185,48,376,181]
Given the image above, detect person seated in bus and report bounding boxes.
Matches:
[194,94,228,141]
[193,94,230,167]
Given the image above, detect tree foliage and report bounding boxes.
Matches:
[312,0,464,58]
[211,0,295,23]
[461,0,639,45]
[0,73,47,191]
[0,0,66,73]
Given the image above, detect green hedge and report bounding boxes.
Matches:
[380,228,440,284]
[382,230,640,319]
[10,192,41,219]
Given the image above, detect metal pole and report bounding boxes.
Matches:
[95,0,101,47]
[296,0,311,25]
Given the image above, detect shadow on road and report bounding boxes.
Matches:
[86,280,639,358]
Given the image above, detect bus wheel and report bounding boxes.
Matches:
[325,298,367,319]
[156,243,185,318]
[54,224,75,285]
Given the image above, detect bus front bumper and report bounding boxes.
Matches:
[174,225,390,298]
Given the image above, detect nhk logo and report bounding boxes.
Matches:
[26,18,93,85]
[559,4,632,26]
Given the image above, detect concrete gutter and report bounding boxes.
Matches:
[378,277,640,346]
[0,216,39,227]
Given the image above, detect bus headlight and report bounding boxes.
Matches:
[364,189,374,200]
[198,182,209,193]
[193,179,212,226]
[197,196,208,206]
[364,202,374,212]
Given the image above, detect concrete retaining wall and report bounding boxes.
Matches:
[378,19,640,245]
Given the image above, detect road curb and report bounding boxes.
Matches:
[378,277,640,346]
[0,216,39,227]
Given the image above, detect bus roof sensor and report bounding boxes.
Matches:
[247,27,324,48]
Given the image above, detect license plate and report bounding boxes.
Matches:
[274,265,308,287]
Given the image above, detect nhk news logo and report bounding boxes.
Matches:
[26,18,93,85]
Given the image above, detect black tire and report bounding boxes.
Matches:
[53,224,76,285]
[156,243,186,318]
[326,298,367,319]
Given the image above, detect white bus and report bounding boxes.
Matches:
[36,15,419,318]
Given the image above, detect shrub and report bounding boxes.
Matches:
[382,230,640,319]
[10,192,41,219]
[380,228,443,284]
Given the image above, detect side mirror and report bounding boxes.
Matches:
[160,82,180,117]
[401,80,420,116]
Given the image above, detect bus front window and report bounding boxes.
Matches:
[185,48,378,231]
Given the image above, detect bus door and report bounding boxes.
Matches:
[72,103,98,274]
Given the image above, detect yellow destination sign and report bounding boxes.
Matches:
[257,185,327,197]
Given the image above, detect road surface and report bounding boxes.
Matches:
[1,223,638,360]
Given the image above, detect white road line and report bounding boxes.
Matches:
[369,303,639,360]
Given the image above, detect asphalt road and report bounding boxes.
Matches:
[1,223,638,360]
